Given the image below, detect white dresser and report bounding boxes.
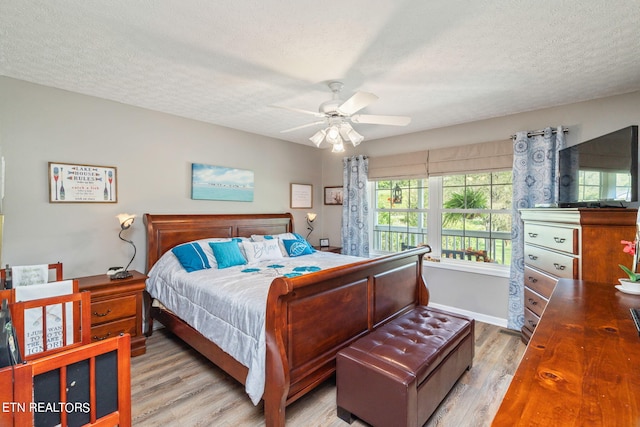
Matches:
[519,208,637,342]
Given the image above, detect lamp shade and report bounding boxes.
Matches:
[117,213,136,229]
[306,212,317,222]
[331,140,345,153]
[310,129,326,147]
[326,126,340,144]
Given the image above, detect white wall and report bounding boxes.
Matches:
[0,77,324,278]
[319,90,640,323]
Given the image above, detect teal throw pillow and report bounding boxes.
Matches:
[209,241,247,269]
[283,239,315,257]
[172,242,211,272]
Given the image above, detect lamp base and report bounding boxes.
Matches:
[111,270,132,280]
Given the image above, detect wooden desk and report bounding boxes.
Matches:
[493,279,640,426]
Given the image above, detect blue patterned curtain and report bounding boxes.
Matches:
[342,155,369,257]
[508,126,566,330]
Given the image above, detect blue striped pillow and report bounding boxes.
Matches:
[172,242,211,272]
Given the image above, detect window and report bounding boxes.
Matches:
[373,180,428,252]
[577,170,633,201]
[372,171,512,265]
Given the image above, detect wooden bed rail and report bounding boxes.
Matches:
[264,246,430,426]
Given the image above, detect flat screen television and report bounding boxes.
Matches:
[558,125,638,208]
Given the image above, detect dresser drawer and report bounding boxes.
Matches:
[90,317,137,342]
[524,244,578,279]
[523,308,541,333]
[524,266,558,299]
[90,294,137,325]
[524,287,548,318]
[524,223,578,254]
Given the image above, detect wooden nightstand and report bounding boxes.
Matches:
[314,246,343,254]
[77,270,147,356]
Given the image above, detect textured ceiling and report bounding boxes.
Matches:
[2,1,640,147]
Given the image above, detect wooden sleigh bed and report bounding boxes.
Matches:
[144,213,430,426]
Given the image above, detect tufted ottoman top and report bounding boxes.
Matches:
[346,306,473,386]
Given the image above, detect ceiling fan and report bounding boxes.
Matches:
[274,81,411,152]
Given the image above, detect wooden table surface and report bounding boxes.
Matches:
[492,279,640,426]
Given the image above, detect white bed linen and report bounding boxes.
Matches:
[146,249,364,404]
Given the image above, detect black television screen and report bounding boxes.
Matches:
[558,126,638,207]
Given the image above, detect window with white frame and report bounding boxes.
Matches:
[372,171,512,265]
[576,169,633,201]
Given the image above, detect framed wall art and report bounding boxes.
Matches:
[49,162,117,203]
[290,183,312,209]
[324,186,344,205]
[191,163,254,202]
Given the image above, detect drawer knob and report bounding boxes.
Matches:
[528,298,538,305]
[528,254,538,260]
[554,237,566,243]
[528,319,537,328]
[93,332,111,341]
[553,263,566,271]
[528,232,538,238]
[527,276,538,283]
[93,308,112,317]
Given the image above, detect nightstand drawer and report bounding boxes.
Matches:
[90,294,137,325]
[524,287,547,318]
[524,223,578,254]
[91,317,137,342]
[524,266,558,299]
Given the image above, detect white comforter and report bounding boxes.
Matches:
[146,250,363,404]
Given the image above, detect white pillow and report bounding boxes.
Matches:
[241,240,284,264]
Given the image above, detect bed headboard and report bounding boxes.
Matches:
[143,213,294,272]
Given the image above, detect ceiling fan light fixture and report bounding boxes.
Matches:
[331,140,345,153]
[309,129,326,147]
[326,125,340,144]
[347,128,364,146]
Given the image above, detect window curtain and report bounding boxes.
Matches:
[508,126,566,330]
[342,155,369,257]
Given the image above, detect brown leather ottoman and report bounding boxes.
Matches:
[336,306,474,427]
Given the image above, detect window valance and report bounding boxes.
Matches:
[368,151,428,180]
[368,139,513,180]
[426,139,512,176]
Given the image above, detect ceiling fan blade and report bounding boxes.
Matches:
[270,105,325,118]
[280,121,325,133]
[350,114,411,126]
[337,92,378,115]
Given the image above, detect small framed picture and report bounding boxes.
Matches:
[290,183,313,209]
[324,186,343,205]
[319,238,330,247]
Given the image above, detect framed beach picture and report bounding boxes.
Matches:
[49,162,117,203]
[324,186,344,205]
[191,163,254,202]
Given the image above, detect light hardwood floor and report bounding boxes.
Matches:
[131,322,526,426]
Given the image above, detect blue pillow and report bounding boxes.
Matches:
[283,239,315,257]
[209,241,247,269]
[172,242,211,272]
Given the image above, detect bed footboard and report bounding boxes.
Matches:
[263,247,430,427]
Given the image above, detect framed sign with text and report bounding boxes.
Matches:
[49,162,118,203]
[290,183,312,209]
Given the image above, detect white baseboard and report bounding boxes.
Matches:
[428,302,509,329]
